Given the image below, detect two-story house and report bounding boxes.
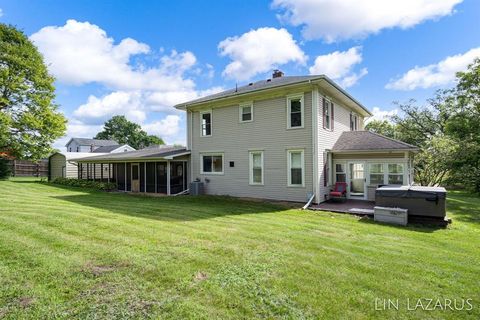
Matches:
[74,72,417,203]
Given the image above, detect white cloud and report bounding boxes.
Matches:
[309,47,367,87]
[272,0,462,42]
[386,47,480,90]
[30,19,197,93]
[142,115,181,138]
[218,27,306,81]
[365,107,398,124]
[0,9,3,17]
[146,86,224,112]
[73,91,146,124]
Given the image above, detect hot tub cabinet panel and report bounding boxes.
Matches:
[375,186,447,218]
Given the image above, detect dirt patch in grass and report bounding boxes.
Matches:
[194,271,208,282]
[81,261,130,277]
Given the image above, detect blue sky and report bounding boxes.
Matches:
[1,0,479,149]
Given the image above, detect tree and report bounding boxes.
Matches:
[0,24,66,160]
[94,115,164,149]
[365,119,396,139]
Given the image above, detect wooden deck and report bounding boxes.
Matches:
[310,200,375,215]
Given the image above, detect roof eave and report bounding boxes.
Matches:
[331,148,419,153]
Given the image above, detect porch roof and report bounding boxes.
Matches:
[332,131,418,153]
[72,145,190,162]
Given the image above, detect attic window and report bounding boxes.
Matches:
[350,113,358,131]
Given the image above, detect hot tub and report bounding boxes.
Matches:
[375,186,447,218]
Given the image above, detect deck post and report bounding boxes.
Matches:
[124,162,127,192]
[107,163,110,183]
[86,163,90,180]
[167,161,171,195]
[101,163,104,181]
[93,163,96,181]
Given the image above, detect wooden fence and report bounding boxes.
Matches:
[9,159,49,177]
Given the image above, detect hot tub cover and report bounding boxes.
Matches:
[376,186,447,199]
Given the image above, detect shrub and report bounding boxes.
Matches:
[0,158,11,180]
[52,178,116,191]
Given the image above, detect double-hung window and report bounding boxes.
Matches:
[249,151,264,185]
[323,98,334,130]
[239,103,253,122]
[287,94,304,129]
[350,113,358,131]
[335,163,346,182]
[369,163,384,185]
[288,149,304,187]
[388,164,404,185]
[201,153,223,174]
[201,111,212,136]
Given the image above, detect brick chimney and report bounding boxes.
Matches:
[272,69,284,78]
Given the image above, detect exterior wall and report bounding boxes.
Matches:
[332,152,412,201]
[316,89,363,203]
[66,141,92,153]
[189,92,314,202]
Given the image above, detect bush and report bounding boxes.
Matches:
[51,178,116,191]
[0,158,11,180]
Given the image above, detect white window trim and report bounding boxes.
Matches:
[324,98,333,131]
[287,149,305,187]
[200,152,224,175]
[200,110,212,137]
[239,102,254,123]
[286,93,304,130]
[249,151,264,185]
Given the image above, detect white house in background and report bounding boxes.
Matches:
[65,138,135,153]
[49,138,136,180]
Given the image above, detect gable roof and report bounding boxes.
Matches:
[174,75,372,116]
[332,131,418,152]
[91,144,134,153]
[72,145,189,162]
[65,138,118,147]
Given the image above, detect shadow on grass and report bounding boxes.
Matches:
[446,193,480,224]
[356,216,444,233]
[51,187,289,222]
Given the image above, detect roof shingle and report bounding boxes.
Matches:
[332,131,418,152]
[73,145,189,162]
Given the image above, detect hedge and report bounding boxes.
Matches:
[51,178,117,191]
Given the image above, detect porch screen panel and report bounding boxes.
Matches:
[156,162,167,193]
[146,162,156,193]
[126,163,131,191]
[117,163,125,190]
[139,163,145,192]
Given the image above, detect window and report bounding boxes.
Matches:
[249,151,264,185]
[76,146,79,152]
[69,147,72,152]
[323,98,334,130]
[335,163,346,182]
[369,163,384,185]
[288,150,304,186]
[201,153,224,174]
[287,94,304,129]
[350,113,358,131]
[388,164,404,185]
[201,111,212,136]
[239,103,253,122]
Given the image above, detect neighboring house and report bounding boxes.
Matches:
[75,72,417,203]
[49,139,135,180]
[65,138,134,153]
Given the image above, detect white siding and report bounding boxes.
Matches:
[189,92,314,202]
[316,90,364,203]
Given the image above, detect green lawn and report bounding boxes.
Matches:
[0,178,479,319]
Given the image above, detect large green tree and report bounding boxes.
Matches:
[365,119,396,139]
[94,115,164,150]
[0,24,66,160]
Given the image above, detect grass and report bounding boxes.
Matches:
[0,178,479,319]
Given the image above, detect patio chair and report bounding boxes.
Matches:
[329,182,347,202]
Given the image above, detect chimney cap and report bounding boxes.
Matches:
[272,69,284,78]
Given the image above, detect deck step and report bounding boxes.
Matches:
[349,208,375,215]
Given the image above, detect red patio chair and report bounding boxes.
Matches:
[330,182,347,202]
